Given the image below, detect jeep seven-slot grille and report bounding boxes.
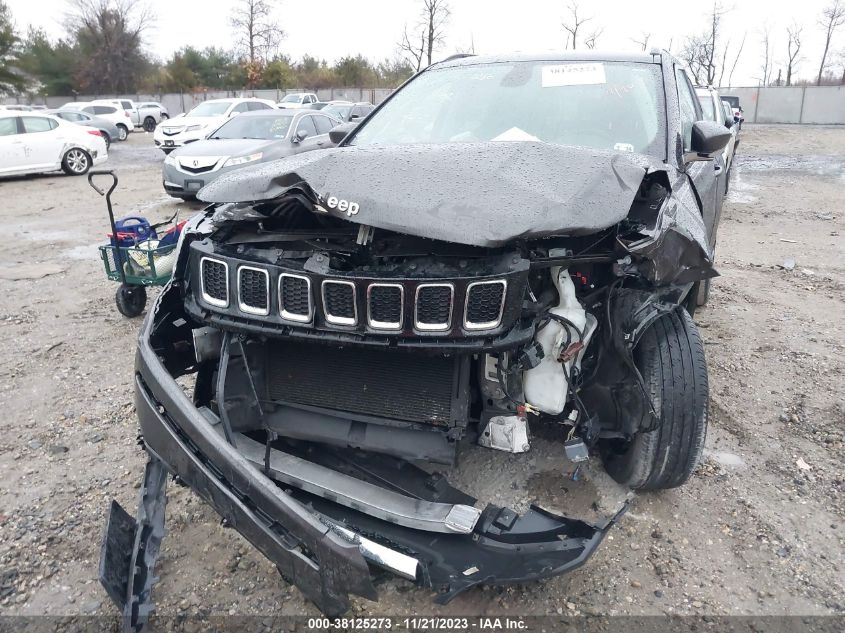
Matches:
[368,284,402,328]
[266,340,458,425]
[416,285,453,330]
[322,281,356,324]
[194,252,511,332]
[465,281,506,328]
[200,258,228,307]
[238,267,269,314]
[279,274,311,321]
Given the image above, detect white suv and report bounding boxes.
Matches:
[277,92,319,109]
[153,98,276,153]
[61,102,134,141]
[93,99,166,132]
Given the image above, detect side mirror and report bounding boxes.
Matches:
[724,114,734,129]
[686,120,732,162]
[293,129,308,143]
[329,121,358,145]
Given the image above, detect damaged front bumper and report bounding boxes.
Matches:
[100,285,624,626]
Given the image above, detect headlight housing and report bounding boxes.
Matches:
[223,152,263,167]
[185,124,205,132]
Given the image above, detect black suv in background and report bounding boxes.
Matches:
[101,50,730,625]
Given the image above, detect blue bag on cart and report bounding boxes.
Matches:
[109,216,157,247]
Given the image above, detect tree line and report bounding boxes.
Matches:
[0,0,417,97]
[2,0,845,99]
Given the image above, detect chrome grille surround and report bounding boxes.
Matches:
[321,280,358,326]
[199,257,229,308]
[464,279,507,330]
[237,265,270,316]
[414,283,454,331]
[278,273,313,323]
[367,283,404,330]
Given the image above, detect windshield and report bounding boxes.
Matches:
[189,101,233,117]
[697,94,715,121]
[209,114,294,139]
[281,94,302,103]
[351,60,665,156]
[323,104,352,120]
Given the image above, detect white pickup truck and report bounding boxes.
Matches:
[92,99,167,132]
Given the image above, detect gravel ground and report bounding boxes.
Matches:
[0,125,842,624]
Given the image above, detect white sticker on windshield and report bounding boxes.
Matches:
[492,127,541,142]
[541,63,606,87]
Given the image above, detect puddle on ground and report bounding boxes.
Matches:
[727,171,759,204]
[704,449,746,469]
[736,153,845,179]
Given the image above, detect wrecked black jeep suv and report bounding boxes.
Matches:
[101,51,731,625]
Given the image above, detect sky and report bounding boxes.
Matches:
[5,0,843,87]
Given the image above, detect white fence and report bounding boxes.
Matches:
[716,85,845,124]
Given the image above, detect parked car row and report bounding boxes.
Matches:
[695,85,741,194]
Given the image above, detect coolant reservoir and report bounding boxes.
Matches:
[523,267,588,414]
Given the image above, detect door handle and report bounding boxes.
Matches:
[714,165,723,175]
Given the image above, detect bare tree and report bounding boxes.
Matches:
[420,0,450,66]
[758,25,773,86]
[584,27,603,50]
[786,22,803,86]
[230,0,284,66]
[561,1,592,50]
[679,2,726,85]
[66,0,153,93]
[817,0,845,84]
[398,25,425,72]
[632,32,651,52]
[727,31,746,86]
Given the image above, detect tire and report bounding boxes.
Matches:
[101,132,111,149]
[117,124,129,141]
[143,116,156,132]
[724,165,731,194]
[115,284,147,318]
[600,309,708,491]
[61,148,91,175]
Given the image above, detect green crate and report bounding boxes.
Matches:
[99,243,176,286]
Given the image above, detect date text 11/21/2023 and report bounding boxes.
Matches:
[306,616,528,630]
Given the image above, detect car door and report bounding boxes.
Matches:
[676,68,721,250]
[121,100,139,126]
[312,114,337,147]
[0,117,26,173]
[291,115,321,153]
[20,116,62,169]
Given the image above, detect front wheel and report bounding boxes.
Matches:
[143,116,156,132]
[61,148,91,175]
[101,132,111,149]
[115,284,147,318]
[117,125,129,141]
[600,309,708,491]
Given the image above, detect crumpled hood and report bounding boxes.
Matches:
[198,142,662,247]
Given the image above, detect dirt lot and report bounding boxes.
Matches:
[0,125,843,624]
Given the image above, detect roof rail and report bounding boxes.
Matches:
[440,53,476,63]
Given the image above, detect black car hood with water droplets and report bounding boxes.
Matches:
[198,142,661,248]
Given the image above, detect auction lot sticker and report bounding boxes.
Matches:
[542,63,606,87]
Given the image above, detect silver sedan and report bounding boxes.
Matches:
[162,109,341,200]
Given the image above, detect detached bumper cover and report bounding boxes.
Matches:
[101,285,622,619]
